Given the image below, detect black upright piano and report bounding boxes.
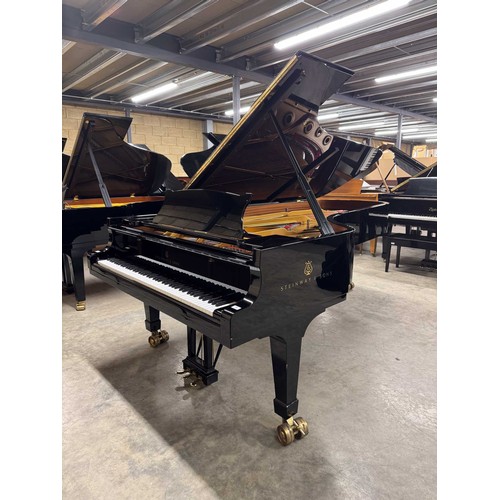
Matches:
[88,51,382,445]
[62,113,173,311]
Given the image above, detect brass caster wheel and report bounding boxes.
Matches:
[148,335,161,347]
[349,282,355,291]
[294,417,309,439]
[277,422,295,446]
[76,301,86,311]
[158,330,169,342]
[148,330,169,348]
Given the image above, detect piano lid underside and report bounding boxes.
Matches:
[64,114,170,200]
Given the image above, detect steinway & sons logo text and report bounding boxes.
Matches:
[279,260,334,291]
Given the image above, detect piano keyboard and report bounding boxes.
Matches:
[387,213,437,222]
[96,255,246,316]
[369,212,437,222]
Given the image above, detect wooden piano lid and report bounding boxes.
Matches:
[185,52,381,204]
[62,113,171,201]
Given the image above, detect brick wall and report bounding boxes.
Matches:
[62,105,233,177]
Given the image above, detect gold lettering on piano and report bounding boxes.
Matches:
[304,261,313,276]
[279,270,334,291]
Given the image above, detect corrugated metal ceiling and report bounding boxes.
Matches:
[62,0,437,143]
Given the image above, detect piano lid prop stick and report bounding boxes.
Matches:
[375,162,391,194]
[268,111,334,236]
[87,141,113,208]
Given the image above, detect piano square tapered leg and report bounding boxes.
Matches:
[144,305,169,347]
[64,246,88,311]
[62,254,74,294]
[270,335,302,419]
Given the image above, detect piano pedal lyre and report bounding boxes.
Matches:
[148,329,169,348]
[276,416,309,446]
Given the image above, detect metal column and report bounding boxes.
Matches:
[232,76,241,125]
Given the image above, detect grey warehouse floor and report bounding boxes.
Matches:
[62,245,437,500]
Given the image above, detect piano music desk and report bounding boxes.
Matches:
[384,233,437,272]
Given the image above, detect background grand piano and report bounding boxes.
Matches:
[62,113,176,311]
[88,51,383,446]
[363,145,437,268]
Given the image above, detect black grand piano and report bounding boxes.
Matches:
[88,51,382,446]
[62,113,173,311]
[386,144,437,180]
[180,132,226,178]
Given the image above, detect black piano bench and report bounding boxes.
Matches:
[384,233,437,272]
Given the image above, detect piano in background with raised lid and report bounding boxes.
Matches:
[88,51,382,446]
[62,113,180,311]
[366,146,437,266]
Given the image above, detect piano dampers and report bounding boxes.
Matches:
[152,189,251,239]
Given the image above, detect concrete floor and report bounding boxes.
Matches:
[62,245,436,500]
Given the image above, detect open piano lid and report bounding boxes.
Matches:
[388,145,437,177]
[186,51,381,202]
[62,113,170,200]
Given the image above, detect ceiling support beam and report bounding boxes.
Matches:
[63,5,275,84]
[330,93,436,124]
[62,94,233,123]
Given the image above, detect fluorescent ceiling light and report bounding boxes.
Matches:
[426,139,437,143]
[274,0,410,50]
[374,128,419,135]
[375,65,437,84]
[318,112,339,121]
[403,133,437,139]
[224,105,251,116]
[131,82,178,103]
[338,121,386,131]
[433,97,437,102]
